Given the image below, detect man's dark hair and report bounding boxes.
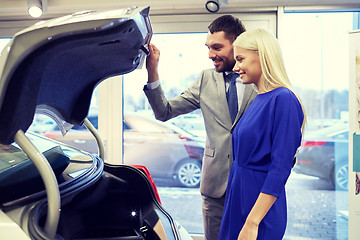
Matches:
[208,15,246,43]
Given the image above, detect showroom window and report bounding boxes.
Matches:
[278,11,355,240]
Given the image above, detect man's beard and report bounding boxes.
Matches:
[215,61,235,72]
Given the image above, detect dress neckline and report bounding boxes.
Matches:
[258,87,285,96]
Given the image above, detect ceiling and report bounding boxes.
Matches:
[0,0,360,20]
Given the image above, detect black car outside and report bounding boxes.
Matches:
[293,122,348,191]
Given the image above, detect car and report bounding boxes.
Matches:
[293,122,349,190]
[169,114,207,140]
[0,7,192,240]
[27,114,59,134]
[44,114,205,188]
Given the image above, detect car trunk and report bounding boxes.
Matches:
[27,163,175,240]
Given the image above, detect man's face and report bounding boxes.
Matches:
[205,31,236,72]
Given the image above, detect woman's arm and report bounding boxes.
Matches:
[238,193,277,240]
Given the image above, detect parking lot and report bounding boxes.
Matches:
[157,172,348,240]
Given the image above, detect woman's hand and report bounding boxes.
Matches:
[237,221,258,240]
[237,193,277,240]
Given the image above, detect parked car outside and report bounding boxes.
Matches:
[27,116,58,134]
[293,122,349,190]
[44,114,205,188]
[169,114,207,140]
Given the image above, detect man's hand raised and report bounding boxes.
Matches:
[146,43,160,83]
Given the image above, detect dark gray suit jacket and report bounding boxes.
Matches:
[144,68,257,198]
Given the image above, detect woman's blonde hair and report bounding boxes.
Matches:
[234,28,306,132]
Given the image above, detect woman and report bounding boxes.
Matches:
[218,28,306,240]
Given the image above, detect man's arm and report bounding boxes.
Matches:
[143,43,201,121]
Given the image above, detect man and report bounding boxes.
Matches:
[143,15,257,240]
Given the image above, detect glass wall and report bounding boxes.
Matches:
[280,11,353,240]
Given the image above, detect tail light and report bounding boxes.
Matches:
[301,141,327,148]
[131,165,161,205]
[178,134,204,159]
[44,132,59,139]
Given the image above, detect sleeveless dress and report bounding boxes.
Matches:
[218,87,304,240]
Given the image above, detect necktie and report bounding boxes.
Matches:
[226,73,238,123]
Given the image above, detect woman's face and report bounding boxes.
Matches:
[233,46,262,86]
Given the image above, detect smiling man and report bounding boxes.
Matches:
[143,15,257,240]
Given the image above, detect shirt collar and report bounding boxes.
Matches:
[224,72,239,81]
[224,71,234,76]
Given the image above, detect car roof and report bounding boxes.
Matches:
[304,122,348,140]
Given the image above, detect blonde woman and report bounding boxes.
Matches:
[218,28,306,240]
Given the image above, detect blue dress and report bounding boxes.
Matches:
[218,87,304,240]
